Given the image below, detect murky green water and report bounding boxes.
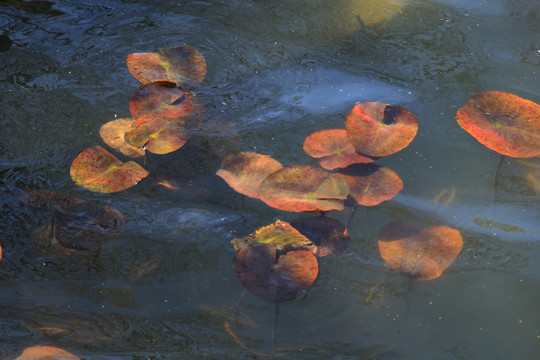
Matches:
[1,0,539,359]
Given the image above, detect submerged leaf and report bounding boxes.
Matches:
[291,216,350,257]
[99,118,145,158]
[346,102,418,157]
[378,221,463,280]
[303,129,375,170]
[350,0,408,26]
[127,45,207,89]
[70,146,149,193]
[233,243,319,302]
[456,91,540,158]
[217,152,283,199]
[258,165,349,212]
[231,220,314,252]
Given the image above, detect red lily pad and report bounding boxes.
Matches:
[456,91,540,158]
[233,243,319,302]
[70,146,149,193]
[337,164,403,206]
[378,221,463,281]
[15,346,79,360]
[129,82,193,123]
[124,117,189,154]
[231,220,315,253]
[346,102,418,157]
[216,152,283,199]
[258,165,349,212]
[99,118,146,158]
[127,45,207,89]
[290,216,350,257]
[303,129,375,170]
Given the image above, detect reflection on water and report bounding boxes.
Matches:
[1,0,540,358]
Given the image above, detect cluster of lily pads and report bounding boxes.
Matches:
[71,45,207,193]
[2,43,540,358]
[217,90,540,302]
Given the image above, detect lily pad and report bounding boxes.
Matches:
[129,82,193,124]
[337,164,403,206]
[127,45,207,89]
[231,220,314,252]
[456,91,540,158]
[346,102,418,157]
[70,146,149,193]
[290,216,350,257]
[125,116,189,154]
[15,346,79,360]
[217,152,283,199]
[303,129,375,170]
[258,165,349,212]
[378,221,463,280]
[233,242,319,302]
[99,118,145,158]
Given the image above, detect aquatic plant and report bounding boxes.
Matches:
[377,221,463,280]
[14,345,80,360]
[232,220,318,302]
[72,45,207,193]
[456,91,540,158]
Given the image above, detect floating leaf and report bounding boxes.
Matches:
[15,346,79,360]
[350,0,408,27]
[70,146,149,193]
[378,221,463,280]
[303,129,375,170]
[99,118,145,158]
[258,165,349,212]
[456,91,540,158]
[125,116,189,154]
[127,45,207,89]
[337,164,403,206]
[291,216,350,257]
[217,152,283,199]
[346,102,418,157]
[231,220,314,252]
[233,243,318,302]
[129,82,193,123]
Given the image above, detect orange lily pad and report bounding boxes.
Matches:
[456,91,540,158]
[346,102,418,157]
[231,220,315,252]
[70,146,149,193]
[15,346,79,360]
[290,216,350,257]
[233,243,319,302]
[216,152,283,199]
[129,82,193,123]
[258,165,349,212]
[99,118,145,158]
[337,164,403,206]
[124,117,189,154]
[303,129,375,170]
[127,45,207,89]
[378,221,463,280]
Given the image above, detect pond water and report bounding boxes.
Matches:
[1,0,540,359]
